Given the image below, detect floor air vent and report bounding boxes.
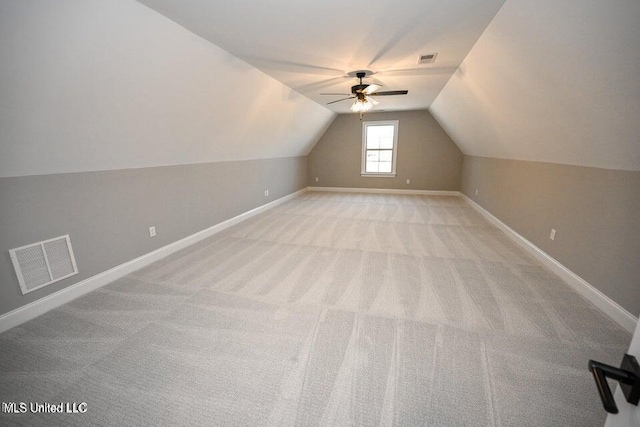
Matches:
[10,235,78,294]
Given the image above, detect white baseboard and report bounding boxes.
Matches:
[308,186,460,196]
[0,188,308,334]
[460,193,637,333]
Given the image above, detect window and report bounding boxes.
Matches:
[361,120,399,176]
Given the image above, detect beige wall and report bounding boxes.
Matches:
[0,157,307,316]
[461,155,640,316]
[308,110,462,190]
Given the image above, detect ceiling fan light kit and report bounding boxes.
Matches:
[350,98,375,113]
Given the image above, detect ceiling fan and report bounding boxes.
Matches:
[320,71,408,114]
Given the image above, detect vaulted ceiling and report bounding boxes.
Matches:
[136,0,640,172]
[136,0,506,114]
[0,0,335,177]
[431,0,640,171]
[4,1,635,176]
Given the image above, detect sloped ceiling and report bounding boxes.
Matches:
[431,0,640,171]
[135,0,506,113]
[0,0,334,178]
[3,1,637,176]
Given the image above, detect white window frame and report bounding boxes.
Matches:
[361,120,399,177]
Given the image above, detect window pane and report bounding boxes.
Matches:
[366,134,379,149]
[379,150,393,162]
[378,138,393,149]
[366,162,379,173]
[363,122,396,175]
[366,125,395,149]
[378,162,392,173]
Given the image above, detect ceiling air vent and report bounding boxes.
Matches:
[9,235,78,294]
[418,53,438,64]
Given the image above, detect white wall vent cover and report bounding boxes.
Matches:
[9,235,78,294]
[418,53,438,64]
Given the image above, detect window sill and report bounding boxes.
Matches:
[361,173,396,178]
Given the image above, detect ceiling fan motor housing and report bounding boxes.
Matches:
[351,84,369,94]
[352,71,369,94]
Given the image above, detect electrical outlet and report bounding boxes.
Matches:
[315,177,319,182]
[264,190,269,197]
[475,189,478,196]
[550,229,556,241]
[149,226,156,237]
[406,179,411,184]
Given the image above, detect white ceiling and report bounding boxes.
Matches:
[0,0,335,177]
[431,0,640,171]
[136,0,506,113]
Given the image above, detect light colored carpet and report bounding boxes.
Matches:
[0,192,631,426]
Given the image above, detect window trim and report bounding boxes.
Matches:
[361,120,399,177]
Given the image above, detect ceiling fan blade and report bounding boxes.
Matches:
[370,90,409,96]
[327,96,355,105]
[362,84,382,95]
[319,93,352,96]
